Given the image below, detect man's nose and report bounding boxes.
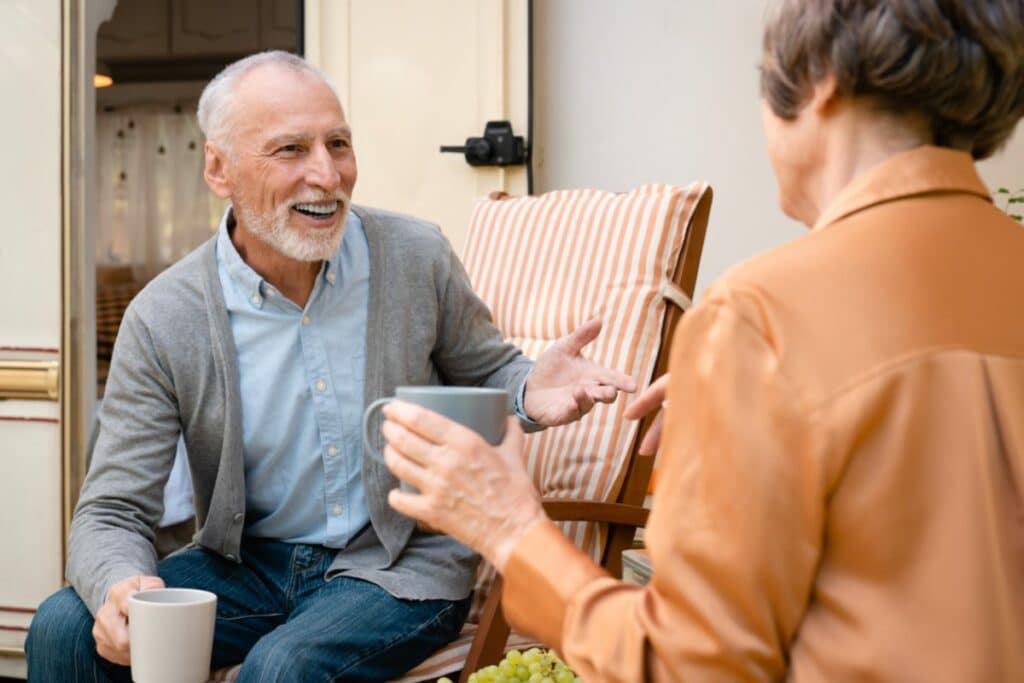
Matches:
[305,145,341,191]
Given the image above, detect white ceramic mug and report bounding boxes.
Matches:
[128,588,217,683]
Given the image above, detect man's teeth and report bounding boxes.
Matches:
[293,201,338,215]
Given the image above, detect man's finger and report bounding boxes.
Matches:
[623,375,670,420]
[586,383,619,404]
[94,609,131,666]
[139,576,165,591]
[598,369,638,393]
[573,385,594,417]
[562,318,603,356]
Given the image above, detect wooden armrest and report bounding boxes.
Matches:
[541,500,649,527]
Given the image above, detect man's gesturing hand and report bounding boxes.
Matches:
[523,319,637,426]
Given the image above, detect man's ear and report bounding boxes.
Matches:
[203,142,232,199]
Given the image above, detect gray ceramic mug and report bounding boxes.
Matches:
[362,386,511,466]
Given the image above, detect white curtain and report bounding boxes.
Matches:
[96,103,226,281]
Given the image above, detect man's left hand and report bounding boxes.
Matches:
[524,318,637,425]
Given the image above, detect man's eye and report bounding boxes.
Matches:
[278,144,301,154]
[330,139,350,149]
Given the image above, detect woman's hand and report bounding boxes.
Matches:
[623,374,670,455]
[381,402,547,572]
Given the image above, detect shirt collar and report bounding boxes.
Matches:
[216,207,359,307]
[813,145,992,232]
[217,208,266,308]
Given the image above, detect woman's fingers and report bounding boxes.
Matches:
[624,374,670,420]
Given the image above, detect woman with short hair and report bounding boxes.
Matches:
[382,1,1024,679]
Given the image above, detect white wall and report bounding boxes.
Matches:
[534,0,1024,296]
[0,1,64,674]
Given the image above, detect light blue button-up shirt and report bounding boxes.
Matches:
[216,209,370,548]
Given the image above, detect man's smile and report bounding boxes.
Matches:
[291,200,340,223]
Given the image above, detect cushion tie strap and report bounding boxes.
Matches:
[661,281,691,311]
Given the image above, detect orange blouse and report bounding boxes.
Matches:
[503,146,1024,681]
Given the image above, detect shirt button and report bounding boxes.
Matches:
[266,288,276,297]
[315,379,327,392]
[302,315,311,325]
[327,445,338,457]
[233,512,244,523]
[250,295,262,306]
[333,504,342,515]
[225,553,237,562]
[326,272,336,283]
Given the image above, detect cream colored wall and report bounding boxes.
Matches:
[0,1,63,346]
[305,0,529,252]
[0,1,63,675]
[533,0,1024,295]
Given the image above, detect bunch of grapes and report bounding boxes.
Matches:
[439,647,582,683]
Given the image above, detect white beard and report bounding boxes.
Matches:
[236,192,350,262]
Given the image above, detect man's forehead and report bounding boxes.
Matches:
[232,66,347,143]
[235,64,343,114]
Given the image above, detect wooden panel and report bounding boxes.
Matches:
[172,0,260,56]
[260,0,298,51]
[97,0,171,59]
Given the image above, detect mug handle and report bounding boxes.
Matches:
[362,397,394,465]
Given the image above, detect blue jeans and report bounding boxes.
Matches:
[26,537,470,682]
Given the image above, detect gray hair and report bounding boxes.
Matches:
[760,0,1024,160]
[197,50,338,151]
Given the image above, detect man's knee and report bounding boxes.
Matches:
[26,587,96,669]
[236,635,313,683]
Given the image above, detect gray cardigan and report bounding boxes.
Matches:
[68,205,534,615]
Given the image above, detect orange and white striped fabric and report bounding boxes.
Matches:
[396,181,710,682]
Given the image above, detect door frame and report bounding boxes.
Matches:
[61,0,117,564]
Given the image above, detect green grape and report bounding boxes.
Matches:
[457,648,581,683]
[438,678,454,683]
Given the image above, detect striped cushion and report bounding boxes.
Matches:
[401,182,709,681]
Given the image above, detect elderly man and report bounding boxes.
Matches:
[25,51,634,682]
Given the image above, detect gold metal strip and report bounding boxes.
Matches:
[0,644,25,658]
[0,361,60,401]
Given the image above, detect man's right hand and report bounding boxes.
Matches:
[93,575,165,665]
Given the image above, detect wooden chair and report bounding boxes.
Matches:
[397,182,713,682]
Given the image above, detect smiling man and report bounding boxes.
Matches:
[25,51,635,682]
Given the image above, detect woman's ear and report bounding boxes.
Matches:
[809,72,840,115]
[203,142,232,200]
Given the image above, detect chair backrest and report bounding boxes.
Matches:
[460,182,712,617]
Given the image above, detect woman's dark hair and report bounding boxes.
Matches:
[761,0,1024,159]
